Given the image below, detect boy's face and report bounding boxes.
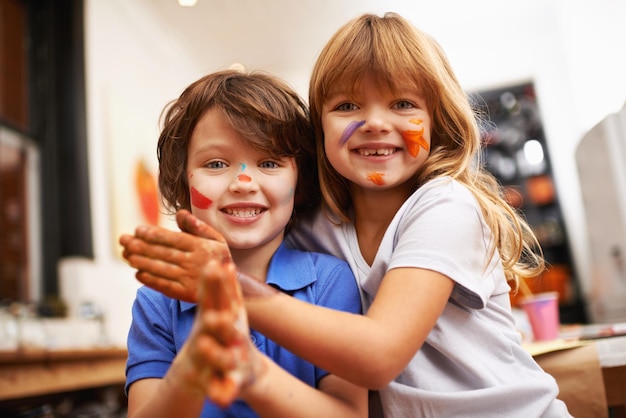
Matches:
[321,75,431,193]
[186,108,297,254]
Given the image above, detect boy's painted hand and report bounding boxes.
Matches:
[170,259,253,408]
[119,210,232,303]
[198,259,251,407]
[175,210,232,265]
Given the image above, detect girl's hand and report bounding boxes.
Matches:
[119,210,232,303]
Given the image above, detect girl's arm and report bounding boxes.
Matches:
[120,210,454,389]
[243,267,453,388]
[240,355,367,417]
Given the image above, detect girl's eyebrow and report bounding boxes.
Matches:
[326,85,353,99]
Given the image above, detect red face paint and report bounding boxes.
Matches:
[402,119,429,158]
[238,174,252,182]
[190,186,212,209]
[367,172,385,186]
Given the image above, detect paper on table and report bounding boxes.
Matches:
[523,338,590,357]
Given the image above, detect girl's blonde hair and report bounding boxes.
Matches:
[308,12,544,286]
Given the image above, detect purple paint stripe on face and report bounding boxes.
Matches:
[339,120,366,145]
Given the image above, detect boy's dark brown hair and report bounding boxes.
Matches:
[157,69,319,224]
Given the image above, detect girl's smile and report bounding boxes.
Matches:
[322,75,431,189]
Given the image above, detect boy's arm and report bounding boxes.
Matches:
[203,259,367,418]
[127,256,248,418]
[125,233,366,418]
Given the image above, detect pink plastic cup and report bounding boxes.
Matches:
[520,292,560,341]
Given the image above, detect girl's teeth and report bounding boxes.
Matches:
[359,148,395,156]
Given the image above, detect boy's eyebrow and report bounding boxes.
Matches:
[191,142,229,154]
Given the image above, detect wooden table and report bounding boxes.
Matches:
[0,347,127,401]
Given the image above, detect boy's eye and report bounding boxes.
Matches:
[259,160,279,169]
[206,160,227,169]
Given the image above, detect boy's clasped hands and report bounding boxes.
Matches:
[120,209,252,408]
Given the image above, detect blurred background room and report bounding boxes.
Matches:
[1,0,626,416]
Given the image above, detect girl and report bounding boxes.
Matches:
[123,13,572,417]
[120,69,366,418]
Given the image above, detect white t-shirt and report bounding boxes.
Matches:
[287,177,571,418]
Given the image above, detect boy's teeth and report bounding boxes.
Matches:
[226,208,262,217]
[359,148,395,156]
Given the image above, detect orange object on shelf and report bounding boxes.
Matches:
[526,175,555,206]
[510,264,572,307]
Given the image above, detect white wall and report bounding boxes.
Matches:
[67,0,208,345]
[72,0,626,346]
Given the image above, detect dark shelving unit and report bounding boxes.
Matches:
[471,82,587,324]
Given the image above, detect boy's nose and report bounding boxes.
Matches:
[230,171,258,193]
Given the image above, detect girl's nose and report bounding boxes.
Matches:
[362,108,391,134]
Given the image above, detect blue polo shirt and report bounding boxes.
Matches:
[126,242,361,418]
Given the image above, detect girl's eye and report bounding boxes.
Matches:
[206,160,226,169]
[259,160,279,169]
[335,102,358,112]
[394,100,415,110]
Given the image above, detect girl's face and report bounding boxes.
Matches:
[321,75,431,193]
[186,108,297,253]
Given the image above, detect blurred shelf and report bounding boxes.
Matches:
[0,347,127,401]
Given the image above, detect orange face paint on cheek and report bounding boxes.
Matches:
[402,119,429,158]
[190,186,212,209]
[367,172,385,186]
